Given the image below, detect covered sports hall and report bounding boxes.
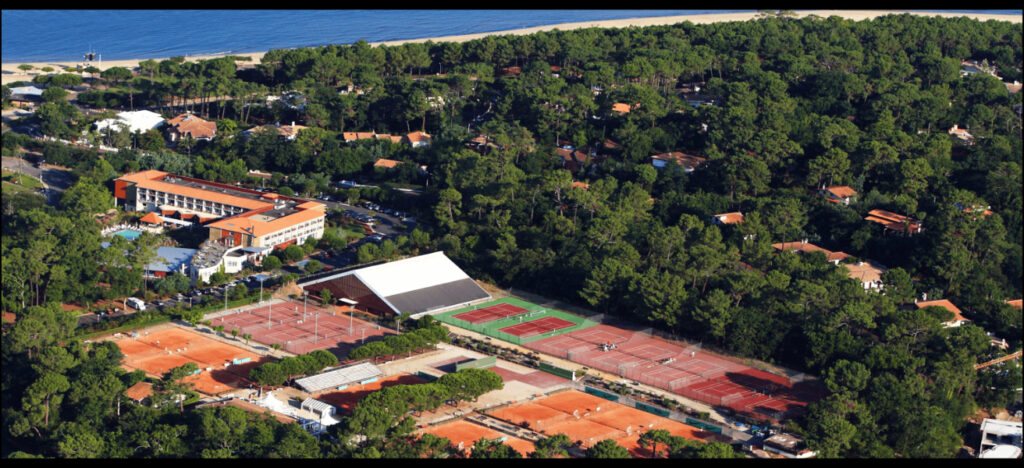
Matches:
[299,251,491,318]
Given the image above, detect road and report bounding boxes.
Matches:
[2,156,74,205]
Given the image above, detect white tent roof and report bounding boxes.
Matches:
[354,251,473,297]
[10,85,44,96]
[95,110,165,134]
[300,398,336,415]
[294,362,382,393]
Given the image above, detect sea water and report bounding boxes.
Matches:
[2,10,1019,63]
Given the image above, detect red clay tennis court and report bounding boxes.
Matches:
[486,390,706,452]
[498,316,576,337]
[111,325,265,395]
[212,299,393,357]
[452,303,529,324]
[419,419,535,456]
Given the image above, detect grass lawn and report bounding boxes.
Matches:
[2,169,43,189]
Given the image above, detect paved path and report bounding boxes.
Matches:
[2,156,74,205]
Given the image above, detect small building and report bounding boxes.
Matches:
[820,186,857,205]
[611,102,632,114]
[651,152,707,172]
[94,110,165,135]
[404,131,432,148]
[844,260,887,291]
[8,85,45,108]
[1006,299,1022,310]
[711,212,744,225]
[124,382,154,405]
[342,131,377,143]
[978,419,1022,459]
[243,122,307,141]
[373,158,404,170]
[763,433,816,458]
[555,148,590,172]
[865,209,924,235]
[772,240,848,265]
[916,299,969,327]
[948,124,974,144]
[300,398,337,419]
[166,113,216,142]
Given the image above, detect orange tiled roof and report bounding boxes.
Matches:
[2,311,16,324]
[124,382,153,401]
[119,169,168,184]
[844,261,885,284]
[1005,299,1022,310]
[571,181,590,190]
[167,113,216,139]
[916,299,968,323]
[139,212,163,224]
[206,202,325,238]
[712,212,744,224]
[772,241,830,255]
[405,131,432,144]
[342,131,376,141]
[373,158,403,169]
[249,124,308,138]
[612,102,631,114]
[652,152,707,170]
[866,209,923,233]
[131,178,272,211]
[824,186,857,199]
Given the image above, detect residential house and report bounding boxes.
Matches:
[243,122,308,141]
[373,158,404,171]
[556,147,590,172]
[651,151,707,172]
[865,209,924,235]
[404,131,432,148]
[711,212,744,225]
[166,113,216,142]
[820,186,857,205]
[977,419,1022,459]
[948,124,975,144]
[960,60,999,78]
[772,240,850,265]
[342,131,377,143]
[611,102,632,114]
[374,133,403,144]
[1006,81,1022,95]
[844,260,887,291]
[124,382,154,405]
[571,181,590,190]
[1006,299,1022,310]
[916,299,969,328]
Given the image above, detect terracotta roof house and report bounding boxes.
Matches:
[772,240,849,265]
[948,124,974,144]
[865,209,924,235]
[1007,81,1022,94]
[711,212,744,225]
[916,299,969,327]
[651,152,707,172]
[342,131,377,142]
[1005,299,1022,310]
[124,382,154,403]
[555,148,590,172]
[244,122,308,141]
[373,158,404,170]
[955,202,995,217]
[844,260,887,291]
[611,102,632,114]
[404,131,432,148]
[821,186,857,205]
[571,181,590,190]
[166,113,216,141]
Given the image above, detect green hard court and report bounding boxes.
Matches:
[435,297,597,345]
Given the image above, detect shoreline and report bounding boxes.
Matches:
[3,10,1020,85]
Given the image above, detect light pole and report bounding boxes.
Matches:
[303,291,308,321]
[268,300,272,330]
[314,312,319,344]
[224,285,229,312]
[259,277,264,303]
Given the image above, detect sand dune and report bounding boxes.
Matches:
[3,10,1019,85]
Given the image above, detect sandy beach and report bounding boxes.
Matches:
[3,10,1020,85]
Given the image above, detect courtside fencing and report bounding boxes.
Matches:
[538,361,575,381]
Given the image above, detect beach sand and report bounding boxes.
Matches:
[3,10,1020,85]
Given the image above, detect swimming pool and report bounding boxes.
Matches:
[112,229,143,241]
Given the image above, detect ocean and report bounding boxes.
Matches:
[2,10,1020,63]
